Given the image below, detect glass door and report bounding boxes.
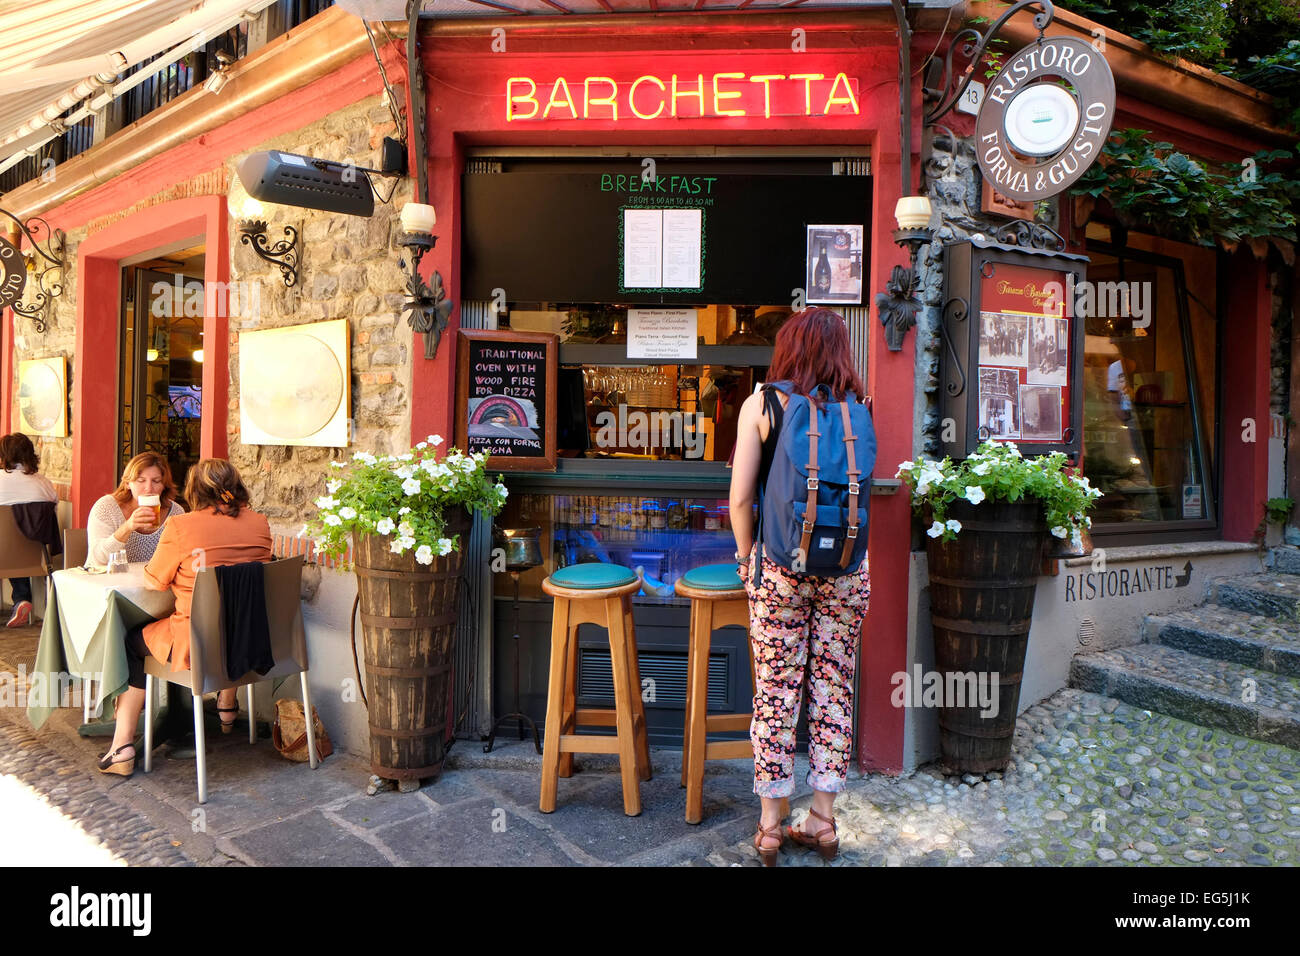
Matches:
[119,260,205,495]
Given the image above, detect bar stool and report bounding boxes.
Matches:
[540,563,652,817]
[676,563,787,825]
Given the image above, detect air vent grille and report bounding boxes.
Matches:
[579,647,729,709]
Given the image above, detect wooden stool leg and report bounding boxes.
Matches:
[623,596,652,782]
[559,623,579,778]
[539,597,571,814]
[605,595,642,816]
[680,597,700,789]
[684,600,713,825]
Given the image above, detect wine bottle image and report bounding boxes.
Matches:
[815,244,832,294]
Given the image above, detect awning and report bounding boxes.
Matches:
[0,0,280,167]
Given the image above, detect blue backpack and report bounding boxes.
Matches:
[753,381,876,584]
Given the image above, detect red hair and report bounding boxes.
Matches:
[767,307,866,404]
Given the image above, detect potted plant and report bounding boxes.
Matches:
[307,435,508,789]
[897,440,1102,773]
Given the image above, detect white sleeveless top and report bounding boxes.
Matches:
[86,493,185,567]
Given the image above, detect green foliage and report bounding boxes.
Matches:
[1237,39,1300,133]
[896,440,1102,545]
[1058,0,1233,66]
[1265,496,1296,524]
[1071,129,1300,254]
[306,436,508,565]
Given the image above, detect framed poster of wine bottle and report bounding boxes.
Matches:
[806,224,864,305]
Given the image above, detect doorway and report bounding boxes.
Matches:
[119,245,206,497]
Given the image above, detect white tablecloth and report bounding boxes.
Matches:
[54,564,176,659]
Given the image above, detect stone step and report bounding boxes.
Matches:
[1208,573,1300,620]
[1069,644,1300,751]
[1144,605,1300,678]
[1268,546,1300,577]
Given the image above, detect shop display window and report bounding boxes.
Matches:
[1081,233,1217,532]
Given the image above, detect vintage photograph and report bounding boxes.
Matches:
[1020,384,1064,441]
[978,367,1021,439]
[979,312,1029,368]
[1028,315,1069,386]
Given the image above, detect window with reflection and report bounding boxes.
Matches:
[1082,231,1217,531]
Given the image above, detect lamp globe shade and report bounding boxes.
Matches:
[227,173,265,223]
[894,196,933,230]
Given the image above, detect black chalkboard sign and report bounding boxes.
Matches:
[462,159,871,305]
[455,329,558,471]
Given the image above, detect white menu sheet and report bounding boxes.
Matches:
[623,209,663,288]
[627,308,698,359]
[622,208,703,290]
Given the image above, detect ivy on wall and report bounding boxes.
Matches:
[1071,128,1300,261]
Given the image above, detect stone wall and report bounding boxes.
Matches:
[225,92,413,562]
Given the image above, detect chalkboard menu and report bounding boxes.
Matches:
[455,329,558,471]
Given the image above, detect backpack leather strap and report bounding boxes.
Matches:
[839,400,861,569]
[799,410,820,562]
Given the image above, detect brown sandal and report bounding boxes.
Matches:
[753,820,784,867]
[786,808,839,861]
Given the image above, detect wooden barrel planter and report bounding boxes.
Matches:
[926,498,1047,774]
[353,507,471,786]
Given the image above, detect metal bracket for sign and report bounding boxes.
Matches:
[994,220,1067,253]
[923,0,1056,127]
[0,208,66,334]
[939,296,969,397]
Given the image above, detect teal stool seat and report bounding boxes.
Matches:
[680,563,743,592]
[548,562,637,590]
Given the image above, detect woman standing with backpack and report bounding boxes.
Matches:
[729,307,874,865]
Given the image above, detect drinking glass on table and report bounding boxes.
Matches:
[138,493,162,526]
[107,550,129,575]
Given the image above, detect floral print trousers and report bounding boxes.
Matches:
[740,551,871,798]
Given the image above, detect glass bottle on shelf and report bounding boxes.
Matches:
[723,306,770,345]
[666,498,687,530]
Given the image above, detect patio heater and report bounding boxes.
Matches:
[483,526,544,754]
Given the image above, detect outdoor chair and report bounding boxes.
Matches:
[142,554,319,803]
[0,503,55,612]
[62,527,88,570]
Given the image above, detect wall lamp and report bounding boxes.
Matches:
[876,196,934,352]
[228,172,300,288]
[398,202,454,360]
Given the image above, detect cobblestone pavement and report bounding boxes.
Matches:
[3,627,1297,867]
[692,688,1300,867]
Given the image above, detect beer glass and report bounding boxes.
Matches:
[138,494,161,527]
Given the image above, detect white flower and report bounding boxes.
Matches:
[398,521,414,536]
[398,507,411,516]
[927,521,946,538]
[396,465,416,480]
[1084,516,1092,528]
[964,486,986,505]
[327,479,342,494]
[1050,525,1068,538]
[338,506,357,520]
[415,545,434,565]
[323,514,342,527]
[946,519,962,534]
[496,483,508,500]
[895,460,915,478]
[329,461,346,469]
[375,518,396,535]
[430,434,444,446]
[416,441,428,449]
[1071,527,1084,550]
[398,453,414,462]
[971,461,991,476]
[315,495,339,510]
[401,477,421,496]
[436,537,454,555]
[389,536,409,555]
[352,451,377,465]
[397,535,415,550]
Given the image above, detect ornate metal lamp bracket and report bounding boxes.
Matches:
[1,209,66,333]
[399,232,454,360]
[923,0,1056,127]
[238,221,299,287]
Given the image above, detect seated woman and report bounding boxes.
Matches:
[87,452,185,567]
[97,459,273,776]
[0,433,58,628]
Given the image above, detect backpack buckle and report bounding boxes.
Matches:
[848,482,861,496]
[846,525,859,540]
[806,477,819,491]
[802,520,815,533]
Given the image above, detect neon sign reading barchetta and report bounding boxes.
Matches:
[505,72,860,122]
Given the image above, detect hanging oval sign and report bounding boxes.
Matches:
[975,36,1115,203]
[0,235,26,311]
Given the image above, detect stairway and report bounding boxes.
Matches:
[1069,548,1300,751]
